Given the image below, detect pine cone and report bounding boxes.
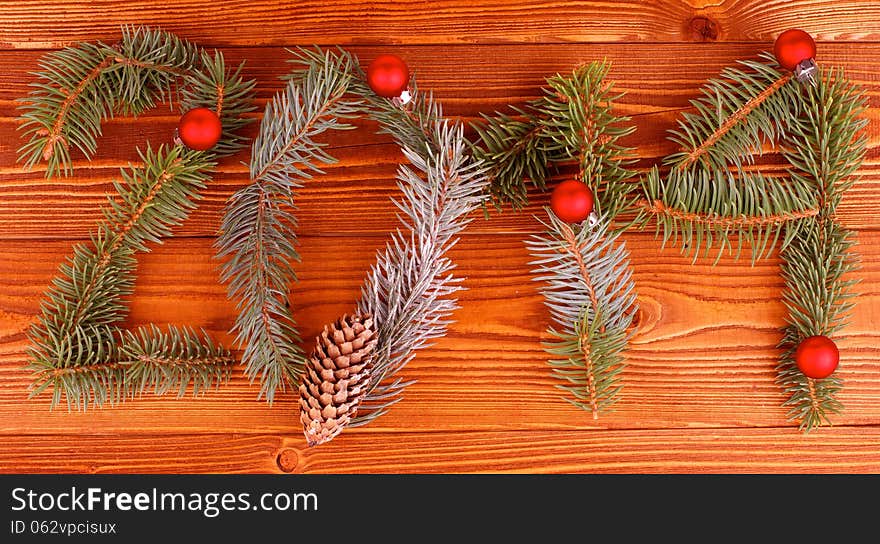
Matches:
[299,314,377,447]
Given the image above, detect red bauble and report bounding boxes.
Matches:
[366,54,410,98]
[178,107,222,151]
[795,335,839,379]
[550,180,594,223]
[773,29,817,71]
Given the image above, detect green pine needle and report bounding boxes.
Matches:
[215,50,362,403]
[26,145,235,410]
[21,26,256,410]
[773,68,866,431]
[471,61,637,214]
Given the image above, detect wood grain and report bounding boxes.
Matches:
[1,1,880,49]
[2,44,880,239]
[3,427,880,473]
[1,233,878,437]
[2,2,879,474]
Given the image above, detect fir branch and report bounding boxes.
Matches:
[26,145,233,409]
[215,51,362,403]
[472,108,553,210]
[638,166,819,263]
[637,198,819,227]
[774,68,867,431]
[664,52,802,173]
[636,53,818,263]
[527,213,636,417]
[119,325,234,398]
[472,61,639,417]
[782,68,868,212]
[17,25,203,177]
[677,73,793,169]
[30,325,234,410]
[471,62,637,214]
[181,50,258,157]
[538,62,638,221]
[287,46,445,162]
[354,121,488,425]
[776,219,854,430]
[21,26,255,411]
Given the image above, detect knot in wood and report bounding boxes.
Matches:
[276,448,300,473]
[687,16,719,42]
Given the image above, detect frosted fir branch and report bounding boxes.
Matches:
[354,121,488,425]
[527,212,637,417]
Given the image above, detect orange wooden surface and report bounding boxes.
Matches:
[0,1,878,473]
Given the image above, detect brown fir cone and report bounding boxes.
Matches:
[299,313,377,447]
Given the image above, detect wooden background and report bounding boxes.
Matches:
[1,0,879,474]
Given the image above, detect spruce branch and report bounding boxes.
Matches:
[538,62,638,222]
[287,46,446,162]
[17,26,202,177]
[639,166,819,263]
[215,51,362,403]
[638,53,823,262]
[665,53,801,173]
[527,213,637,418]
[181,50,258,157]
[775,68,867,431]
[777,219,854,430]
[471,62,637,214]
[18,25,255,176]
[472,111,552,210]
[676,73,793,170]
[30,325,234,410]
[472,61,640,417]
[354,121,488,426]
[289,47,487,430]
[20,26,254,411]
[638,198,819,226]
[26,145,235,409]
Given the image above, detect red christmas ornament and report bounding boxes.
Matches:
[773,29,817,71]
[550,180,594,223]
[177,107,222,151]
[366,54,410,98]
[795,335,839,379]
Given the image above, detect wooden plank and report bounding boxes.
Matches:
[1,1,880,49]
[2,427,880,473]
[1,44,879,238]
[1,233,878,435]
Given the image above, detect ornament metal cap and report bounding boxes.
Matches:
[392,88,413,106]
[795,58,818,84]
